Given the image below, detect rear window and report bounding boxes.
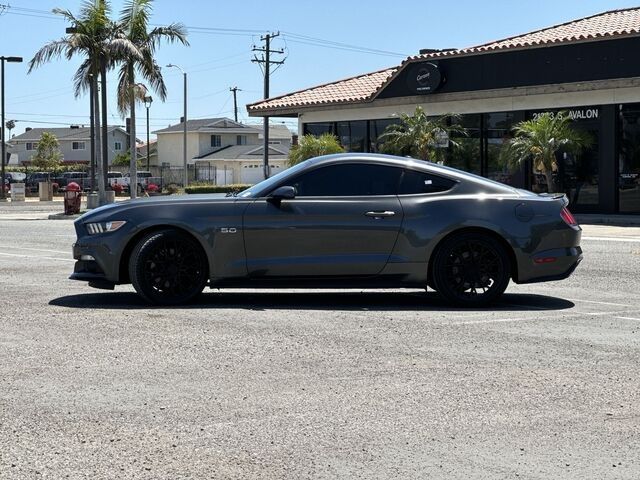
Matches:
[399,169,456,194]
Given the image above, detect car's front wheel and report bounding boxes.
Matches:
[129,229,208,305]
[432,232,510,306]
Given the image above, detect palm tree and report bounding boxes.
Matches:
[29,0,140,204]
[504,112,592,193]
[379,106,466,163]
[5,120,15,141]
[116,0,188,198]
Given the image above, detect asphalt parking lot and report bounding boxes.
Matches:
[1,214,639,479]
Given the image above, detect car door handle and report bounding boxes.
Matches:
[364,210,396,218]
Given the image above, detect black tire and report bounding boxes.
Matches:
[431,232,510,307]
[129,229,209,305]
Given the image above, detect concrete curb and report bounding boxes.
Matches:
[48,212,83,220]
[575,214,640,226]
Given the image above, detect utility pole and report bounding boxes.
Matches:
[252,32,285,179]
[0,56,23,202]
[229,86,241,123]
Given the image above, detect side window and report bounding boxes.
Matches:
[288,164,402,197]
[399,169,456,194]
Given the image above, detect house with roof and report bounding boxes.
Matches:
[248,8,640,216]
[153,117,292,184]
[9,125,129,166]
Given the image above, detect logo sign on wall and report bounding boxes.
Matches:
[406,62,442,95]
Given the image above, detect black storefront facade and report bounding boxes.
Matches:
[248,13,640,215]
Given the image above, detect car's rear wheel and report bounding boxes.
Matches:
[432,232,510,306]
[129,229,208,305]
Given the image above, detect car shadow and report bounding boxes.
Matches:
[49,291,575,312]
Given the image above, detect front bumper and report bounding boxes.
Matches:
[69,241,118,288]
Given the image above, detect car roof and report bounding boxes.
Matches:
[247,153,519,197]
[307,153,518,193]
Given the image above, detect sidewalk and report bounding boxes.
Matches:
[575,214,640,226]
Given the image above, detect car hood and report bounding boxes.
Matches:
[78,194,234,223]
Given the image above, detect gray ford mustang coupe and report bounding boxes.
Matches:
[71,153,582,306]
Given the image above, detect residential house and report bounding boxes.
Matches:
[9,125,129,166]
[136,139,158,170]
[153,117,292,185]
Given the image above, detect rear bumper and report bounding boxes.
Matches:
[516,246,583,284]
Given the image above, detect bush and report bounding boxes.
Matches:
[185,184,252,194]
[288,133,344,166]
[164,183,180,195]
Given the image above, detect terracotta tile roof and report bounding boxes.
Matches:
[247,67,396,112]
[410,7,640,61]
[248,8,640,114]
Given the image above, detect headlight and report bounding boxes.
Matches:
[85,220,126,235]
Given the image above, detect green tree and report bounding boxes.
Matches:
[112,151,143,167]
[503,112,592,193]
[115,0,188,198]
[379,106,466,163]
[31,132,63,176]
[288,133,345,166]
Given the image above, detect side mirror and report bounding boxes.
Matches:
[268,185,296,204]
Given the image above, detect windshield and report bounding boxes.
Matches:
[237,160,311,198]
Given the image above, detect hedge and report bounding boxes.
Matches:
[184,184,252,194]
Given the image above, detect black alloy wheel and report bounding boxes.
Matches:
[432,232,510,306]
[129,229,208,305]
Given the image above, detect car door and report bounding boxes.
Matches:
[242,163,404,277]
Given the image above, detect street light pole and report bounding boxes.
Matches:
[144,95,153,171]
[0,56,23,201]
[166,64,188,187]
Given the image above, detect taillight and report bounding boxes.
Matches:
[560,207,578,227]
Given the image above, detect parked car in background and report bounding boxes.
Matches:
[120,171,161,193]
[71,153,583,306]
[25,172,54,193]
[5,172,26,183]
[58,171,89,191]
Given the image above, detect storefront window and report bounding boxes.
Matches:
[337,121,367,152]
[485,112,516,185]
[448,114,480,175]
[526,108,600,209]
[369,119,400,152]
[618,104,640,213]
[303,122,335,136]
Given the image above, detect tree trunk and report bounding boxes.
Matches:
[543,168,558,193]
[94,74,106,205]
[100,57,109,202]
[129,63,137,200]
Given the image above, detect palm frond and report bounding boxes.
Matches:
[28,40,70,73]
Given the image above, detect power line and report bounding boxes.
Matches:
[0,4,410,58]
[7,111,180,121]
[281,31,409,57]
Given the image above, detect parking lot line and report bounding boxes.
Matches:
[0,245,71,255]
[0,252,74,262]
[453,309,640,325]
[615,316,640,321]
[582,236,640,242]
[570,299,631,307]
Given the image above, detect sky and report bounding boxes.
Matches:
[0,0,637,141]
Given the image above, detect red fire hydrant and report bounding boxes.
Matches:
[64,182,82,215]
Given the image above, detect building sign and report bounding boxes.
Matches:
[406,62,442,95]
[530,107,600,122]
